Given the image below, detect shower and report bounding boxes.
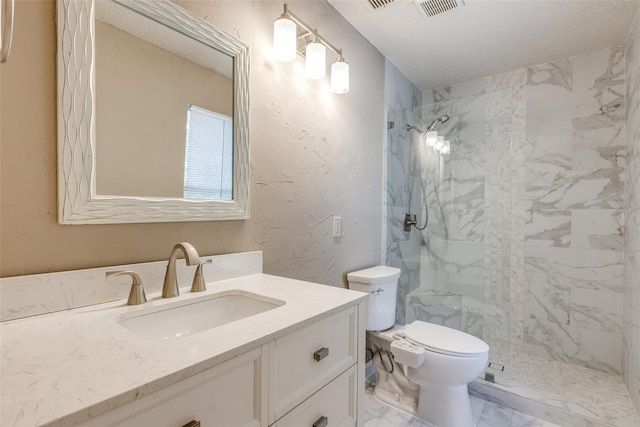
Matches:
[403,114,451,232]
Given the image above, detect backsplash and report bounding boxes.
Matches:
[0,251,262,321]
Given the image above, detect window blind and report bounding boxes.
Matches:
[184,104,233,200]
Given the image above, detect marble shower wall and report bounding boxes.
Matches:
[522,47,626,374]
[623,10,640,414]
[385,45,629,383]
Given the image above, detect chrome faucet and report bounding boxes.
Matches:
[162,242,201,298]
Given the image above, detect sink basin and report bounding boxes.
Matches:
[117,290,285,342]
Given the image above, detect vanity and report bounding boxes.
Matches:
[0,251,367,427]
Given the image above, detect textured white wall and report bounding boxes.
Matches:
[0,1,385,287]
[181,1,386,286]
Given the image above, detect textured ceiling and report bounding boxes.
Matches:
[327,0,640,91]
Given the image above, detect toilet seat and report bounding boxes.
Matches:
[403,321,489,357]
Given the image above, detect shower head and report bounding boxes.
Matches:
[426,114,450,131]
[407,114,449,135]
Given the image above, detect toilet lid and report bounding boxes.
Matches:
[403,321,489,357]
[347,266,401,285]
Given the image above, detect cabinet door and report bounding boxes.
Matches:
[79,347,267,427]
[274,366,356,427]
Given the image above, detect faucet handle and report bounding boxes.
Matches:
[106,270,147,305]
[191,259,212,293]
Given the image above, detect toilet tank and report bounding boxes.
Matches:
[347,266,400,331]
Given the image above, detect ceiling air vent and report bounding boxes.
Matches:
[415,0,465,18]
[368,0,397,10]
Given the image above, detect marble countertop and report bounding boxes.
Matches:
[1,274,367,427]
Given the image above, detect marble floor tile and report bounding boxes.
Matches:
[364,388,549,427]
[364,354,640,426]
[510,410,545,427]
[477,401,515,427]
[364,389,433,427]
[508,353,639,425]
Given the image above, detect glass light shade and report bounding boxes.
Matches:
[442,140,450,155]
[305,42,326,80]
[273,17,297,62]
[435,135,444,150]
[425,130,437,146]
[331,60,349,94]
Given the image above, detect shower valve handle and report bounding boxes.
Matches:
[403,213,417,232]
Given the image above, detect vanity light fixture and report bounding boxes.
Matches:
[331,55,350,94]
[305,37,326,79]
[273,3,349,94]
[273,12,297,62]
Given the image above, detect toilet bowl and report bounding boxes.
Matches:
[395,321,489,427]
[348,266,489,427]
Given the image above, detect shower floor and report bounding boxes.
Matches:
[470,353,640,426]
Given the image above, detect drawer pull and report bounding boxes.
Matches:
[313,347,329,361]
[313,415,328,427]
[182,421,200,427]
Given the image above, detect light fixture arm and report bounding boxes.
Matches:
[282,3,343,58]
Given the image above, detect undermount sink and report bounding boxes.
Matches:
[117,290,285,342]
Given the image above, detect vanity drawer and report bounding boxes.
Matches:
[270,306,357,422]
[274,365,356,427]
[78,347,266,427]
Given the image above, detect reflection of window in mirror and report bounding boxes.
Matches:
[184,105,233,200]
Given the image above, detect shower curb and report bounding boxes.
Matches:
[469,378,636,427]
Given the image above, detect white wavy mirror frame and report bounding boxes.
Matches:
[57,0,250,224]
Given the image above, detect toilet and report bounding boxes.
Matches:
[348,266,489,427]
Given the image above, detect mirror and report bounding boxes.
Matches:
[57,0,250,224]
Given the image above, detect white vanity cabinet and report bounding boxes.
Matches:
[76,304,364,427]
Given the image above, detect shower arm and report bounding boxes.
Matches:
[406,124,425,134]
